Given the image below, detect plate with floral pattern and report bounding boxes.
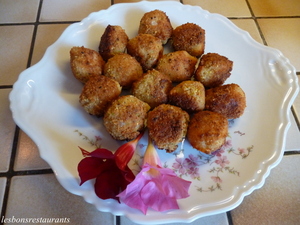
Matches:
[9,1,299,224]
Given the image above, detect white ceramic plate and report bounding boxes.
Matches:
[9,1,299,224]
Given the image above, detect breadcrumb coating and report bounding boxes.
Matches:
[79,75,121,117]
[195,53,233,88]
[172,23,205,58]
[103,95,150,141]
[205,83,246,119]
[127,33,163,71]
[104,53,143,89]
[156,50,198,82]
[99,25,129,61]
[70,46,105,83]
[169,80,205,113]
[187,111,228,154]
[138,9,173,44]
[132,69,172,108]
[147,104,189,152]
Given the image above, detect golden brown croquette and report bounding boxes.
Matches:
[169,80,205,113]
[70,46,105,83]
[127,33,163,71]
[147,104,189,153]
[205,83,246,119]
[194,53,233,88]
[138,9,173,44]
[156,50,198,82]
[99,25,129,61]
[79,75,121,117]
[172,23,205,58]
[103,95,150,141]
[187,111,228,154]
[131,69,172,108]
[104,53,143,89]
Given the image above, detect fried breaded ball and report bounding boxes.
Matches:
[79,75,121,117]
[104,53,143,89]
[132,69,172,108]
[169,80,205,113]
[138,9,173,44]
[187,111,228,154]
[205,83,246,119]
[99,25,129,61]
[70,46,105,83]
[127,33,163,71]
[156,50,198,82]
[172,23,205,58]
[147,104,189,153]
[194,53,233,88]
[103,95,150,141]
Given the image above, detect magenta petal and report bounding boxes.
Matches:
[118,165,191,213]
[160,174,191,199]
[118,188,148,214]
[152,166,191,199]
[141,181,179,212]
[118,172,148,214]
[77,157,105,185]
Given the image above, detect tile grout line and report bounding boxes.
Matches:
[226,211,234,225]
[0,1,44,223]
[26,0,43,68]
[244,0,268,46]
[291,105,300,132]
[0,126,20,224]
[115,216,121,225]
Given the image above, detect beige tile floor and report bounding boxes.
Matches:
[1,0,300,225]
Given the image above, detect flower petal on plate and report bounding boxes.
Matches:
[115,133,143,170]
[118,172,148,214]
[121,165,136,184]
[141,181,179,212]
[78,157,106,185]
[81,147,115,159]
[160,173,191,199]
[143,137,161,167]
[94,162,125,201]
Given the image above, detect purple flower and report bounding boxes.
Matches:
[215,156,230,168]
[183,154,200,168]
[212,149,225,157]
[186,166,200,179]
[172,158,187,175]
[221,139,232,150]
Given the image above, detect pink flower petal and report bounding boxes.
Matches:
[143,138,161,167]
[160,174,191,199]
[141,181,179,212]
[118,164,191,214]
[118,172,148,213]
